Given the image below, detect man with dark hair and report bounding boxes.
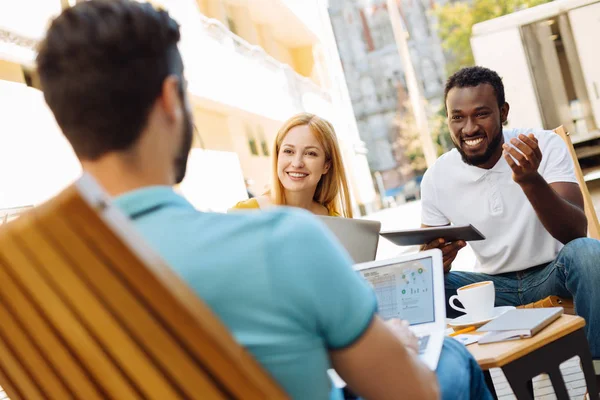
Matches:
[422,65,600,384]
[442,67,506,167]
[37,1,492,399]
[37,0,193,184]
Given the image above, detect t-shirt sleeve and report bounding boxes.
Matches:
[540,133,578,185]
[420,169,450,226]
[268,211,377,350]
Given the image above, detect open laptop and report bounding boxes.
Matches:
[318,216,381,263]
[354,249,446,370]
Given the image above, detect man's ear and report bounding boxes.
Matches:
[500,102,510,124]
[160,75,182,122]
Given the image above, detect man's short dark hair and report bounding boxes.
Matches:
[37,0,182,160]
[444,66,505,109]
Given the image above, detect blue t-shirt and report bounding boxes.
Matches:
[114,187,377,400]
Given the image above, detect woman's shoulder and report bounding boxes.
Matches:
[231,197,260,210]
[309,201,341,217]
[231,195,275,211]
[328,209,341,217]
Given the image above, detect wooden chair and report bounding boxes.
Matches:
[520,126,600,315]
[0,175,288,400]
[553,125,600,239]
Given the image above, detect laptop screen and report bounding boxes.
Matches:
[359,256,435,326]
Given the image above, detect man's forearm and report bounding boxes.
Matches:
[520,173,587,244]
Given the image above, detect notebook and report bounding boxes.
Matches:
[477,307,564,344]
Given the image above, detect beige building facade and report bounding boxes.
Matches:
[0,0,376,214]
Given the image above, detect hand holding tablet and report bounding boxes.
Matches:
[380,225,485,272]
[379,224,485,247]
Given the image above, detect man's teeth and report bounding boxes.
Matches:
[464,137,484,147]
[288,172,308,178]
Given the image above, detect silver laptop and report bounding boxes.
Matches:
[354,249,446,370]
[318,216,381,263]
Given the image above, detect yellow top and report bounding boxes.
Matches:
[232,198,261,210]
[232,198,340,217]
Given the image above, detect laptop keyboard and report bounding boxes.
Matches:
[418,335,430,354]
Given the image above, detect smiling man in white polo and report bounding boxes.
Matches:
[421,66,600,386]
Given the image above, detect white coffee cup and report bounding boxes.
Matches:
[449,281,495,321]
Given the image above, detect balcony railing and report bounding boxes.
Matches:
[0,10,334,122]
[0,28,37,66]
[197,13,331,106]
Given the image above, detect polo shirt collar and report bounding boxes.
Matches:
[113,186,193,218]
[458,131,511,181]
[460,155,511,181]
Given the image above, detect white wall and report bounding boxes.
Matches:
[178,148,247,213]
[0,0,61,39]
[471,28,544,129]
[193,107,234,152]
[278,0,322,38]
[227,114,278,195]
[569,2,600,125]
[0,81,81,209]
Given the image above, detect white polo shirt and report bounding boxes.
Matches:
[421,128,578,275]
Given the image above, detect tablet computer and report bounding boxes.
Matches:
[379,224,485,246]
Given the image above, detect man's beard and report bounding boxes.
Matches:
[174,94,194,184]
[454,120,503,167]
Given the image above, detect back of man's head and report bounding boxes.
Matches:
[444,66,505,109]
[37,0,182,161]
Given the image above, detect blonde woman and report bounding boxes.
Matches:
[233,113,353,217]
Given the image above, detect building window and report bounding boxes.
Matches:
[226,5,238,35]
[227,17,237,35]
[359,9,375,51]
[261,139,270,156]
[361,3,396,52]
[246,126,259,156]
[258,126,270,156]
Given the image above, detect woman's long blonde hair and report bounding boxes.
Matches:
[271,113,353,218]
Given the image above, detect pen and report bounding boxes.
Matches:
[449,326,477,337]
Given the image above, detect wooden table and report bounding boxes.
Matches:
[465,315,598,399]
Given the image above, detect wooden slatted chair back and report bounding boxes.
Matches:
[0,175,288,400]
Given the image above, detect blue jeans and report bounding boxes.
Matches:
[445,238,600,362]
[344,337,493,399]
[436,336,494,400]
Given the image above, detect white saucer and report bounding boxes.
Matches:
[448,306,516,330]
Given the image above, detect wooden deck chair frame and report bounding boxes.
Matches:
[520,127,600,315]
[0,174,288,400]
[554,125,600,239]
